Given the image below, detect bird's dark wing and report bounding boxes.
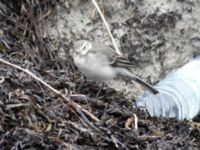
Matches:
[108,55,136,68]
[91,42,135,68]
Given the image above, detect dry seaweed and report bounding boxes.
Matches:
[0,0,200,150]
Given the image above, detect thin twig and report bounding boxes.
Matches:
[0,58,70,103]
[133,113,138,130]
[81,106,99,122]
[0,58,100,123]
[5,103,30,110]
[91,0,122,56]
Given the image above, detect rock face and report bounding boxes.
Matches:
[49,0,200,97]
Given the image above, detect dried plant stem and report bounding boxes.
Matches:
[0,58,70,102]
[133,113,138,130]
[91,0,122,56]
[0,58,100,123]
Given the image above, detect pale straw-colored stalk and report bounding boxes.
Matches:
[91,0,122,56]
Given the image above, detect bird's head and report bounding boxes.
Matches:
[73,40,92,56]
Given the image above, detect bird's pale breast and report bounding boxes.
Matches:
[75,53,117,81]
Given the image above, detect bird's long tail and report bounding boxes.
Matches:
[134,76,159,94]
[116,68,159,94]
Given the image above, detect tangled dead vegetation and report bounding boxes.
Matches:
[0,1,200,149]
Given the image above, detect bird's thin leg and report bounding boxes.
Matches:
[96,83,105,97]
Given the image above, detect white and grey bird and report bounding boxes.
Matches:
[72,40,159,94]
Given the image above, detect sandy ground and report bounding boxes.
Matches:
[49,0,200,98]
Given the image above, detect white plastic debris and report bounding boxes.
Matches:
[136,56,200,120]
